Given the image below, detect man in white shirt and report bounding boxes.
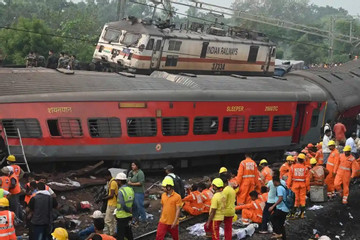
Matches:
[322,129,332,164]
[345,132,358,158]
[324,120,332,136]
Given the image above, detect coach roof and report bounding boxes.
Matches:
[0,68,327,103]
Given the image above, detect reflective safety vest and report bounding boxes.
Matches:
[0,177,10,191]
[0,210,16,240]
[0,189,4,199]
[116,185,134,219]
[9,165,21,178]
[310,166,326,186]
[236,157,259,186]
[9,174,20,195]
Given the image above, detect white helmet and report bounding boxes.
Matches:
[115,172,127,180]
[91,210,104,219]
[318,236,331,240]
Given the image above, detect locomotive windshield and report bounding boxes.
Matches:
[103,28,121,43]
[121,32,141,46]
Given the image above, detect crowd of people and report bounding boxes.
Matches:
[0,120,359,240]
[25,50,79,70]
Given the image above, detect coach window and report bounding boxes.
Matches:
[247,46,259,63]
[146,39,154,50]
[47,118,83,137]
[222,116,245,134]
[162,117,189,136]
[1,119,42,138]
[88,118,121,138]
[194,117,218,135]
[127,117,157,137]
[248,115,269,132]
[272,115,292,131]
[168,40,182,51]
[310,109,320,127]
[165,55,178,66]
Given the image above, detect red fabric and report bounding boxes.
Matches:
[223,216,233,240]
[155,222,179,240]
[333,123,346,142]
[204,220,221,240]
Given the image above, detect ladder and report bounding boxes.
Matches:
[3,128,31,173]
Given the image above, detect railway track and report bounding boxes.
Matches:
[134,214,208,240]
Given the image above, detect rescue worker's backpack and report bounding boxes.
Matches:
[168,174,185,198]
[279,184,295,210]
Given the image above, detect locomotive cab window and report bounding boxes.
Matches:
[194,117,218,135]
[47,118,83,138]
[1,119,42,138]
[223,116,245,134]
[121,32,141,46]
[146,39,154,50]
[168,40,182,51]
[248,115,269,132]
[162,117,189,136]
[88,118,121,138]
[103,28,121,43]
[127,118,157,137]
[272,115,292,131]
[247,46,259,63]
[311,109,320,127]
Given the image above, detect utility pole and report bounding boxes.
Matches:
[329,16,335,63]
[117,0,127,21]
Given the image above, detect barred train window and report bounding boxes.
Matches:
[311,109,320,128]
[248,116,269,132]
[223,116,245,134]
[47,118,83,137]
[88,118,121,138]
[1,119,42,138]
[168,40,182,51]
[272,115,292,131]
[165,55,178,67]
[127,118,157,137]
[194,117,218,135]
[162,117,189,136]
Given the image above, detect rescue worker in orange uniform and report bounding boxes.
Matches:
[182,184,204,216]
[1,166,22,219]
[309,158,329,186]
[259,159,273,186]
[0,172,10,192]
[324,140,340,198]
[0,198,16,240]
[200,183,213,213]
[315,142,324,166]
[6,155,24,179]
[228,170,239,190]
[235,191,264,225]
[280,156,295,181]
[334,146,360,204]
[236,153,260,204]
[287,153,309,218]
[259,186,268,203]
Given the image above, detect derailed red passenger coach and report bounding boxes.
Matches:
[0,66,359,163]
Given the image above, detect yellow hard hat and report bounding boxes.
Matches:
[259,159,268,165]
[219,167,228,174]
[6,155,15,162]
[297,153,306,160]
[212,178,224,188]
[343,145,352,152]
[51,228,68,240]
[310,158,317,165]
[232,214,238,222]
[0,198,9,207]
[286,156,295,161]
[328,140,336,146]
[318,142,323,146]
[162,177,174,187]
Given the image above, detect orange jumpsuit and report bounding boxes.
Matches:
[324,149,340,197]
[309,166,328,186]
[315,149,324,165]
[280,162,291,180]
[235,199,264,224]
[287,163,309,207]
[260,166,273,185]
[236,157,260,204]
[334,154,359,204]
[182,190,203,215]
[259,192,268,203]
[201,189,213,213]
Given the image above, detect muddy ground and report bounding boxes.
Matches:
[15,165,360,240]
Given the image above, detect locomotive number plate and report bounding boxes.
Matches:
[212,63,225,71]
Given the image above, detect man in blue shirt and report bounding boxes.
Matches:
[259,170,286,234]
[269,175,289,239]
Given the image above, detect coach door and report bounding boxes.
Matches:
[292,104,307,143]
[150,38,163,69]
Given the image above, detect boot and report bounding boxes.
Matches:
[299,206,305,219]
[288,207,297,219]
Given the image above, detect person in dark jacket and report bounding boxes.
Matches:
[27,181,58,240]
[46,50,58,69]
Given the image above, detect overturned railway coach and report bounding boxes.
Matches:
[0,64,359,164]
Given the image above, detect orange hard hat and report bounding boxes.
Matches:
[307,143,314,148]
